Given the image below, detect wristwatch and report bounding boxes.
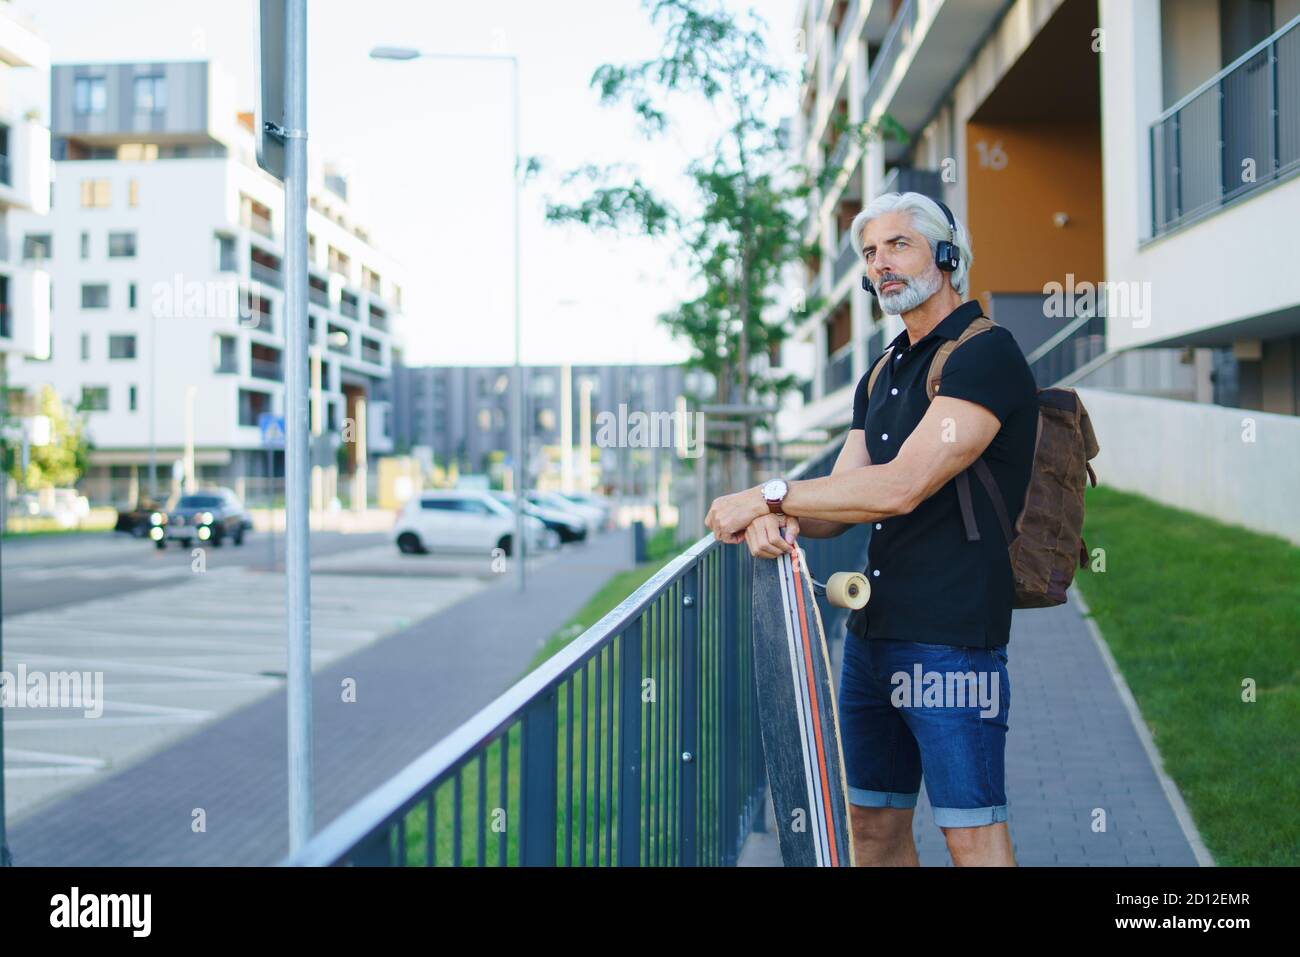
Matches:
[762,478,789,515]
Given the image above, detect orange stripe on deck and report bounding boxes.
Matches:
[790,547,841,867]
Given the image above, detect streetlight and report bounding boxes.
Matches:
[370,45,526,591]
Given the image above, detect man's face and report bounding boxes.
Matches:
[861,210,943,314]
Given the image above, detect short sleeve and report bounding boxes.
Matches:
[851,369,870,431]
[934,327,1036,423]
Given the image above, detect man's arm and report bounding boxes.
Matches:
[795,430,871,538]
[705,395,1000,539]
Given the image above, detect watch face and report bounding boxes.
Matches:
[763,479,786,500]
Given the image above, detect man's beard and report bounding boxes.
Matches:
[876,267,942,315]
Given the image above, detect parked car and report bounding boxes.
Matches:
[526,491,607,531]
[492,492,586,544]
[394,490,547,557]
[152,488,251,548]
[115,497,167,538]
[556,492,612,527]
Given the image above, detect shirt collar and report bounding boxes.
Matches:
[887,299,984,354]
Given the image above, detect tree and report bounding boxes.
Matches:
[6,385,90,489]
[541,0,904,486]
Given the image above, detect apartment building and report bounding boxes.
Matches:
[0,3,50,381]
[8,59,404,505]
[782,0,1300,449]
[392,363,688,496]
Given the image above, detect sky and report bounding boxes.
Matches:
[16,0,803,366]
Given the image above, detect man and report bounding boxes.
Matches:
[704,191,1037,867]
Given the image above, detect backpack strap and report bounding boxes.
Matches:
[925,315,997,401]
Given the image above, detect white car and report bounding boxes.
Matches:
[528,491,608,531]
[394,490,547,557]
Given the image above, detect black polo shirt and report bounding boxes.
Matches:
[844,300,1037,649]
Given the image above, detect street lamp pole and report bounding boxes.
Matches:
[370,46,525,591]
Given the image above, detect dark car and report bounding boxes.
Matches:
[114,498,166,538]
[152,488,251,549]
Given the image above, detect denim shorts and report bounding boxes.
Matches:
[837,632,1010,828]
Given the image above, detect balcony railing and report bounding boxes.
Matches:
[251,261,283,290]
[250,357,284,381]
[243,211,274,239]
[823,346,854,394]
[833,0,859,63]
[0,154,10,187]
[1151,15,1300,236]
[340,295,359,319]
[284,438,868,867]
[361,345,384,365]
[309,284,330,307]
[833,229,860,285]
[1024,309,1107,389]
[862,0,917,121]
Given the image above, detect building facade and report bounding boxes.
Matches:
[8,59,404,505]
[393,363,689,497]
[781,0,1300,446]
[0,4,50,381]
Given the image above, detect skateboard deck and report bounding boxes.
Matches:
[751,547,856,867]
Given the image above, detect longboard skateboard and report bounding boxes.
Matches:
[751,546,869,866]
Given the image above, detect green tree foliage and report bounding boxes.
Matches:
[6,385,90,489]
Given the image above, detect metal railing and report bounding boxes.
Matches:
[285,439,869,866]
[862,0,917,121]
[1025,309,1106,389]
[833,0,859,63]
[1151,14,1300,236]
[309,284,330,307]
[340,295,359,319]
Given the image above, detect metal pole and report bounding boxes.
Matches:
[148,310,157,499]
[283,0,313,853]
[0,356,10,865]
[510,56,525,591]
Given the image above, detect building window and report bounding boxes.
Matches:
[22,234,52,261]
[128,283,138,309]
[133,75,166,112]
[216,234,237,272]
[128,178,139,207]
[215,334,238,373]
[74,76,106,114]
[80,232,90,258]
[109,334,137,359]
[108,232,137,258]
[81,284,109,309]
[80,334,89,360]
[238,389,272,427]
[80,179,111,208]
[128,385,138,412]
[81,386,110,411]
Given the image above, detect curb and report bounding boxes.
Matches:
[1070,585,1216,867]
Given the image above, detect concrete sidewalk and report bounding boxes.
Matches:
[7,529,635,866]
[739,588,1213,867]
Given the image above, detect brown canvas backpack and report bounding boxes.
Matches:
[866,313,1100,608]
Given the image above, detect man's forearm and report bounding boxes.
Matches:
[782,463,912,525]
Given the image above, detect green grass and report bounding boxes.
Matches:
[1073,485,1300,866]
[399,531,693,866]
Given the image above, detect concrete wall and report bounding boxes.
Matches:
[1078,387,1300,545]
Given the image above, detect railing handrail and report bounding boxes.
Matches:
[1024,308,1100,366]
[862,0,916,117]
[284,532,721,866]
[1153,12,1299,124]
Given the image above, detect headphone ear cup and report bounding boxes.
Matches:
[935,241,959,272]
[861,274,875,296]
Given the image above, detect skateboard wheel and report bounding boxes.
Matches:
[825,572,870,610]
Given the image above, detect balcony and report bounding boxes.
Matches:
[309,274,330,307]
[243,210,274,239]
[1150,15,1300,237]
[251,259,283,290]
[862,0,917,123]
[361,343,384,366]
[832,0,860,63]
[0,153,9,187]
[833,229,860,286]
[368,304,389,333]
[339,291,359,319]
[823,346,854,394]
[250,357,284,381]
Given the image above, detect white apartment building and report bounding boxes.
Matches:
[0,2,50,375]
[8,59,404,505]
[781,0,1300,448]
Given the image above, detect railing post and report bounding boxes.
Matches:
[678,561,700,866]
[617,621,643,866]
[721,544,741,864]
[520,687,558,866]
[1269,39,1279,181]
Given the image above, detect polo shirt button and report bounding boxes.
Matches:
[874,523,882,530]
[881,433,888,441]
[894,353,902,361]
[872,569,880,577]
[890,388,898,395]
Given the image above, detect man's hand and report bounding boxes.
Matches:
[704,487,766,544]
[745,514,800,558]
